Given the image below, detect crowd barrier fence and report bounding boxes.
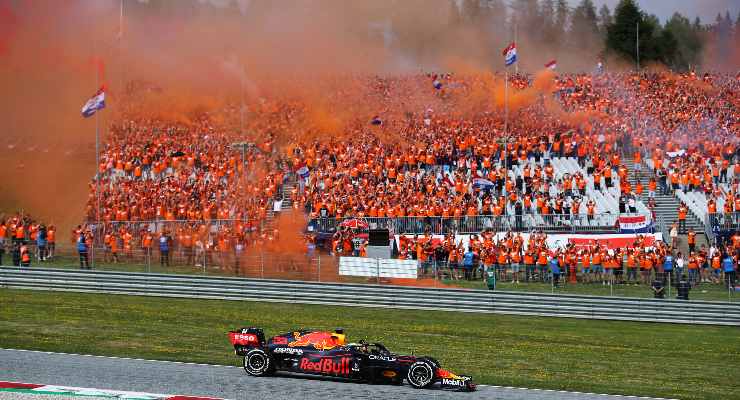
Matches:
[308,213,650,235]
[1,266,738,325]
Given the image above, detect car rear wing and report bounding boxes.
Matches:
[228,327,265,347]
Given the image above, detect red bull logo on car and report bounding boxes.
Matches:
[299,357,351,376]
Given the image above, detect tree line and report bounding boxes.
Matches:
[445,0,739,71]
[121,0,739,72]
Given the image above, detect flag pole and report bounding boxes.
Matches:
[240,63,245,138]
[120,0,123,36]
[514,21,519,75]
[636,21,640,71]
[93,39,100,270]
[504,68,509,210]
[119,0,124,94]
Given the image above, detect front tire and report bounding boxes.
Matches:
[406,360,435,389]
[243,348,274,376]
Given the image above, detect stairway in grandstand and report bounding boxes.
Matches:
[624,157,707,251]
[280,178,295,211]
[261,175,297,233]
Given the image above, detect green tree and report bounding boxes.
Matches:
[597,4,612,38]
[638,14,662,62]
[448,0,462,27]
[663,12,703,70]
[462,0,481,24]
[713,10,733,66]
[480,0,508,38]
[693,16,703,31]
[570,0,599,51]
[655,25,678,66]
[606,0,642,65]
[511,0,540,32]
[540,0,557,45]
[554,0,570,45]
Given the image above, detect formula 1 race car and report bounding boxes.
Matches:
[228,327,475,391]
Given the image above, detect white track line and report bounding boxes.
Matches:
[1,348,679,400]
[482,385,678,400]
[1,348,237,369]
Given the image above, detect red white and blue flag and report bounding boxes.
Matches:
[502,42,517,66]
[545,59,557,70]
[618,214,652,233]
[81,87,106,118]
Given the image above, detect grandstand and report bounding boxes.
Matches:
[2,71,738,291]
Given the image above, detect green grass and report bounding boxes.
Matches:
[1,289,738,400]
[445,279,738,302]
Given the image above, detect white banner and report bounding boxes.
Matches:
[394,233,663,252]
[339,257,417,279]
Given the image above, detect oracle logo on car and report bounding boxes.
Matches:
[369,355,396,362]
[299,357,350,376]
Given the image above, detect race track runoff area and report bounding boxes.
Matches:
[2,289,738,400]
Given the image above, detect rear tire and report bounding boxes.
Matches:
[243,348,274,376]
[406,360,435,389]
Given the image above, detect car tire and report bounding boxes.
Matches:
[243,348,274,376]
[406,360,435,389]
[423,357,441,369]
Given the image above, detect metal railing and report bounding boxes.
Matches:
[706,212,739,245]
[308,213,648,234]
[1,267,738,326]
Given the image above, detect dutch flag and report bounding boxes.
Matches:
[81,87,106,118]
[545,60,557,70]
[502,42,517,66]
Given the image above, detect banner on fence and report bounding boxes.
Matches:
[564,234,660,249]
[339,257,418,279]
[394,232,663,252]
[618,214,652,233]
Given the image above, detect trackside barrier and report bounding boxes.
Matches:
[1,267,738,326]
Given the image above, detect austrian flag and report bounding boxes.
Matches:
[502,42,517,66]
[81,87,106,118]
[545,60,557,70]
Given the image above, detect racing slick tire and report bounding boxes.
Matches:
[406,360,435,389]
[243,348,275,376]
[423,357,441,369]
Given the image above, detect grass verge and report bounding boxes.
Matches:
[1,289,739,399]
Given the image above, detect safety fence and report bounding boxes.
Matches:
[1,267,738,326]
[3,243,737,303]
[308,213,649,235]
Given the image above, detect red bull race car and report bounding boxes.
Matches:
[228,327,475,391]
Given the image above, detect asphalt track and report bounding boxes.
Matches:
[0,349,676,400]
[0,394,109,400]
